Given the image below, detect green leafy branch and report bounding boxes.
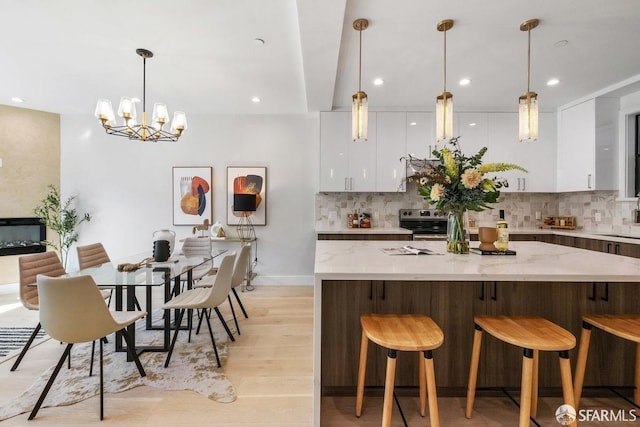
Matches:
[33,185,91,269]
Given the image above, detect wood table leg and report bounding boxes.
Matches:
[424,350,440,427]
[519,348,534,427]
[635,342,640,405]
[574,322,592,407]
[466,325,483,419]
[559,350,577,427]
[531,349,539,418]
[382,349,397,427]
[355,330,368,417]
[419,351,426,417]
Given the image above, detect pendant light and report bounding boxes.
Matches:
[518,19,539,142]
[352,18,369,142]
[436,19,454,142]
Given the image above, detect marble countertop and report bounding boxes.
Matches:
[314,240,640,282]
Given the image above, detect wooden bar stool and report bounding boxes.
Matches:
[574,314,640,407]
[356,314,444,427]
[466,315,577,427]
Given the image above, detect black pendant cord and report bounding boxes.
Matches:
[142,55,147,117]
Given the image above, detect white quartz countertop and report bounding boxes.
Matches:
[315,226,412,234]
[314,240,640,282]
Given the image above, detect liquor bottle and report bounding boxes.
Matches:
[495,211,509,252]
[352,209,360,228]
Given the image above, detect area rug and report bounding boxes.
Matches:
[0,326,48,361]
[0,312,236,421]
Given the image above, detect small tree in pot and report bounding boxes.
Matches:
[34,185,91,269]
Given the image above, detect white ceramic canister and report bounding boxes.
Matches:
[152,229,176,255]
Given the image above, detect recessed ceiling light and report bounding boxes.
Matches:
[251,96,261,103]
[409,121,417,126]
[554,40,568,47]
[547,78,560,86]
[11,97,24,103]
[373,78,384,86]
[469,122,477,127]
[459,78,471,86]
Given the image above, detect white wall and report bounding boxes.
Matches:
[60,113,319,285]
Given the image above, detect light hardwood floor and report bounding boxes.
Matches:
[0,285,634,426]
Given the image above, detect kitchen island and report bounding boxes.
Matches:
[313,240,640,426]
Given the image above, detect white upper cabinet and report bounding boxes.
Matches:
[376,112,407,192]
[557,98,618,192]
[406,112,436,159]
[319,112,376,191]
[456,112,556,193]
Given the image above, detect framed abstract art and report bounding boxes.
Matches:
[173,167,213,225]
[227,166,267,225]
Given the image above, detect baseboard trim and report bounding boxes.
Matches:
[251,275,314,286]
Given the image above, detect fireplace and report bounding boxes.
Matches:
[0,218,46,256]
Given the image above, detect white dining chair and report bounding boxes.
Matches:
[196,243,251,335]
[179,237,217,291]
[29,274,147,421]
[162,253,236,368]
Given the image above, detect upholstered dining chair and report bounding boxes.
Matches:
[196,243,251,335]
[179,236,217,293]
[29,274,147,421]
[162,252,236,368]
[11,251,66,371]
[12,251,112,372]
[76,242,142,310]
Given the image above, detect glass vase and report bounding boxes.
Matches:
[447,210,469,254]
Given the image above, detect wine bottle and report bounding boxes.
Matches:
[495,211,509,252]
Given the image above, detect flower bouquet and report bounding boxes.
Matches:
[408,137,527,253]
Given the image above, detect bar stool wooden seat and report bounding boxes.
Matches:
[356,313,444,427]
[574,314,640,407]
[466,315,577,427]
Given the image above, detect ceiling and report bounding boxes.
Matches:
[2,0,640,117]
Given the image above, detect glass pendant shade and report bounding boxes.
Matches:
[171,111,188,135]
[94,99,116,127]
[436,91,453,142]
[117,97,136,120]
[518,92,538,141]
[152,103,169,127]
[351,91,368,141]
[518,19,540,143]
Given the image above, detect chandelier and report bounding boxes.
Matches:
[352,18,369,142]
[94,48,187,142]
[436,19,454,142]
[518,19,539,142]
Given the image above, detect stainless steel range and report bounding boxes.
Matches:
[399,209,448,240]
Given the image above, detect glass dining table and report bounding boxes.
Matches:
[65,249,227,360]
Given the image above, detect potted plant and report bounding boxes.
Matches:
[33,185,91,269]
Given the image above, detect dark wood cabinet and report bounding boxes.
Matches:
[320,278,640,395]
[571,236,640,257]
